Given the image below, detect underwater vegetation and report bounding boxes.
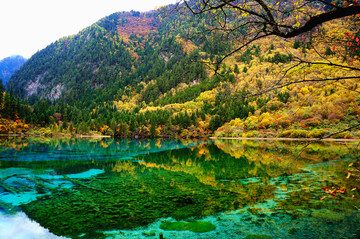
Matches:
[21,165,274,238]
[160,220,216,232]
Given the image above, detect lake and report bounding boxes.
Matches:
[0,137,359,239]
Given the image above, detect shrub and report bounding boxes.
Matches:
[328,111,344,123]
[267,52,293,63]
[214,130,225,137]
[258,112,273,129]
[293,39,301,49]
[244,116,258,130]
[272,118,291,129]
[243,131,260,137]
[258,118,272,129]
[325,46,335,56]
[321,110,328,119]
[301,117,322,127]
[280,130,292,138]
[229,118,244,127]
[290,129,309,138]
[281,129,308,138]
[347,107,355,116]
[331,132,353,139]
[28,128,53,136]
[307,129,326,138]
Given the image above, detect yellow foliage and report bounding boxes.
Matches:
[229,118,244,127]
[140,106,162,113]
[181,129,189,138]
[244,116,258,130]
[175,37,197,54]
[195,89,217,102]
[300,86,310,95]
[155,126,162,136]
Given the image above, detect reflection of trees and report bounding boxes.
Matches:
[132,142,307,199]
[215,139,360,191]
[136,141,306,182]
[215,139,357,162]
[12,138,360,238]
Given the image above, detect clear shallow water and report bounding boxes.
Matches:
[0,137,359,239]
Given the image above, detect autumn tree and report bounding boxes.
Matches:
[166,0,359,82]
[166,0,360,127]
[169,0,359,57]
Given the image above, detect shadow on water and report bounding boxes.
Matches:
[0,137,359,238]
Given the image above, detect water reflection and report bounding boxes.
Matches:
[0,137,359,239]
[0,212,67,239]
[0,137,206,162]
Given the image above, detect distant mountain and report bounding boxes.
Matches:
[0,55,27,85]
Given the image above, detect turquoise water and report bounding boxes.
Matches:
[0,137,359,239]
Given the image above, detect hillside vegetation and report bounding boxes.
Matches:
[1,3,360,139]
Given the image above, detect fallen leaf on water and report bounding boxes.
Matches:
[338,188,346,194]
[322,187,329,193]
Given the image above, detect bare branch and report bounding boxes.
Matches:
[214,33,272,72]
[297,60,360,72]
[237,76,360,98]
[279,5,360,38]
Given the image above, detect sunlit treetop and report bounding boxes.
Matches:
[164,0,360,63]
[173,0,359,36]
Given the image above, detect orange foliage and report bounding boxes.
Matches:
[117,16,158,41]
[0,118,30,134]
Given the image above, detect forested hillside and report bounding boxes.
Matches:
[2,1,360,139]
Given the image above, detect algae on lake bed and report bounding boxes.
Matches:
[160,220,216,232]
[246,234,272,239]
[21,165,275,238]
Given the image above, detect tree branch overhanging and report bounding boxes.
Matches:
[174,1,360,71]
[280,5,360,38]
[180,1,360,40]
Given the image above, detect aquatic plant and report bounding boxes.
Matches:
[160,220,216,232]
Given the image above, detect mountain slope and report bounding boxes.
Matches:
[9,11,205,103]
[0,55,27,85]
[5,5,360,139]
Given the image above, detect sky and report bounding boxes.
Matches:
[0,0,177,60]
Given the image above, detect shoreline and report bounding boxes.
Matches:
[1,134,360,142]
[210,136,360,142]
[0,133,112,138]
